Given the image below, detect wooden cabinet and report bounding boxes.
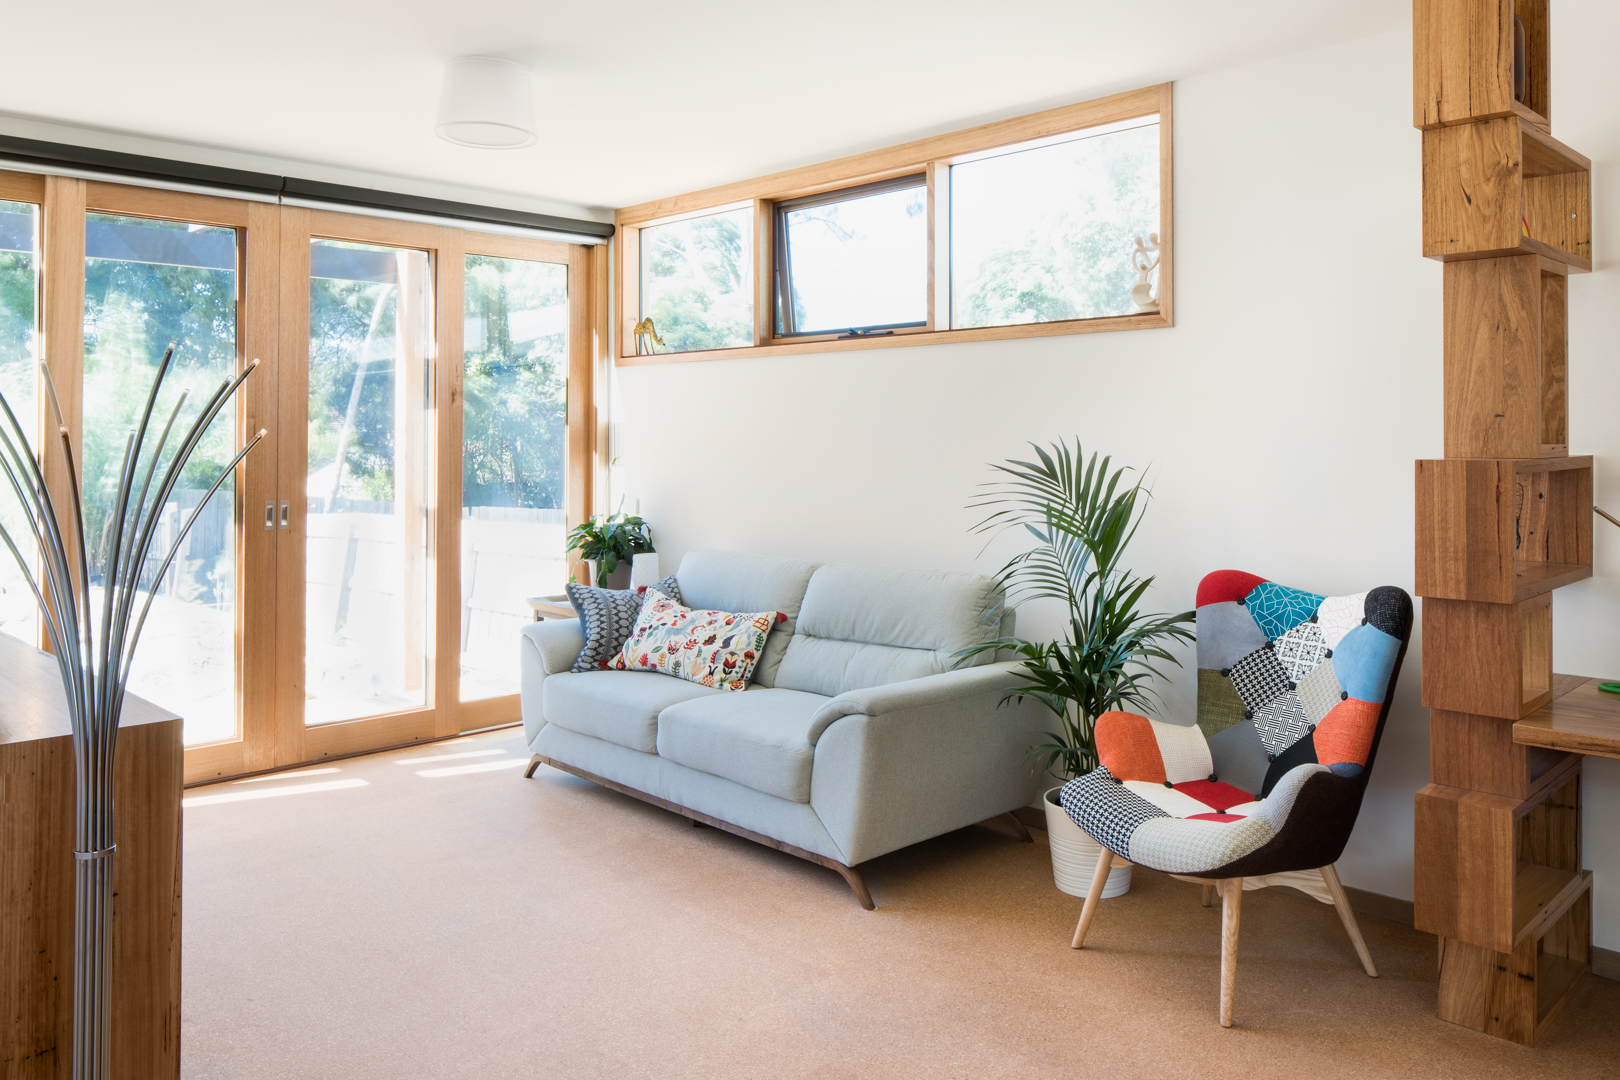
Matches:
[0,636,181,1079]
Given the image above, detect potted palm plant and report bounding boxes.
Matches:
[962,440,1193,898]
[565,512,654,588]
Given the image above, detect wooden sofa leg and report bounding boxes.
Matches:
[523,754,543,779]
[1200,882,1215,908]
[1220,878,1243,1028]
[1070,847,1115,949]
[1319,864,1378,977]
[832,863,875,910]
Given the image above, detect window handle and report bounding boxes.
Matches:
[279,501,290,530]
[264,501,275,530]
[836,327,895,339]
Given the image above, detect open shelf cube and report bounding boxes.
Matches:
[1415,455,1592,604]
[1417,761,1585,952]
[1516,674,1620,760]
[1422,592,1552,719]
[1416,0,1551,129]
[1443,254,1567,458]
[1432,705,1576,799]
[1423,116,1591,270]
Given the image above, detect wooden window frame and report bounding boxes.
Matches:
[615,82,1173,366]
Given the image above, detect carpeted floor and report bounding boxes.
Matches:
[180,726,1620,1079]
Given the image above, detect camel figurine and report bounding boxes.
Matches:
[633,317,666,355]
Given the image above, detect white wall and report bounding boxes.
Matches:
[613,24,1620,949]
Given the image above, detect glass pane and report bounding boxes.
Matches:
[461,254,568,701]
[951,120,1159,328]
[0,201,38,646]
[82,214,239,747]
[780,183,926,334]
[638,207,752,353]
[307,240,431,725]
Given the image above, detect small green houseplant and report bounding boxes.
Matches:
[565,513,654,587]
[961,439,1193,896]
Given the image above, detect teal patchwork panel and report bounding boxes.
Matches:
[1244,581,1326,641]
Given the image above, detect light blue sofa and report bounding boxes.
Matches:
[518,549,1045,908]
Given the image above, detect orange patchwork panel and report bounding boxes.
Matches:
[1094,711,1166,784]
[1311,698,1381,767]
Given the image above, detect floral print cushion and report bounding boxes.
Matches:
[610,591,779,691]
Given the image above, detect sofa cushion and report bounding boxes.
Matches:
[565,576,682,672]
[774,564,1001,697]
[674,550,818,689]
[543,670,724,753]
[609,592,777,691]
[656,688,832,803]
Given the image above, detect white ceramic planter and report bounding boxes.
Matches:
[1044,786,1132,898]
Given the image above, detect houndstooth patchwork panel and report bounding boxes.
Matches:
[1226,645,1291,713]
[566,576,683,673]
[1274,621,1329,682]
[1125,814,1278,874]
[1295,658,1344,725]
[1059,768,1168,857]
[1252,689,1313,756]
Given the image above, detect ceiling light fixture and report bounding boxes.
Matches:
[436,57,537,149]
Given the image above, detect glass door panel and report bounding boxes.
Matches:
[306,240,431,724]
[460,254,568,700]
[0,200,39,645]
[82,213,240,747]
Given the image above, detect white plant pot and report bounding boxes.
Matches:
[1044,786,1132,898]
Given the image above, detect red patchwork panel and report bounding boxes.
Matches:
[1173,779,1253,812]
[1187,813,1244,823]
[1314,697,1381,766]
[1095,711,1166,784]
[1195,570,1269,608]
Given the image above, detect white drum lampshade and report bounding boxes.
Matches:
[436,57,537,149]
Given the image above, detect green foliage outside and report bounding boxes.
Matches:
[82,217,238,604]
[640,208,753,353]
[954,125,1159,327]
[0,204,38,633]
[462,254,567,510]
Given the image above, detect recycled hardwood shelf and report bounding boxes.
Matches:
[1421,593,1552,720]
[1514,861,1591,946]
[1515,675,1620,760]
[1422,116,1591,271]
[1415,0,1551,129]
[1415,456,1592,604]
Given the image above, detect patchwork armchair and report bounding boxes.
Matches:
[1061,570,1413,1027]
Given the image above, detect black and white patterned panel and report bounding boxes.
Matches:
[1059,768,1169,858]
[1225,645,1291,713]
[1251,689,1313,757]
[1273,620,1329,682]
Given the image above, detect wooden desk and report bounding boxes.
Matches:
[1515,674,1620,761]
[0,634,182,1079]
[526,594,576,622]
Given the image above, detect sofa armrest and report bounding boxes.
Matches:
[808,661,1045,865]
[808,661,1030,741]
[519,619,584,744]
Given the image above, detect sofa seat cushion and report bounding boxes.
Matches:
[656,688,832,803]
[544,671,724,753]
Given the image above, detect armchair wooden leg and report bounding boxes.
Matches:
[1070,847,1115,949]
[1219,878,1243,1028]
[1200,882,1215,908]
[523,754,543,779]
[1319,864,1377,977]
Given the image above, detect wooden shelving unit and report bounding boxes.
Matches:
[1412,0,1596,1046]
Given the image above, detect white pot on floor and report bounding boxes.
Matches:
[1044,786,1132,898]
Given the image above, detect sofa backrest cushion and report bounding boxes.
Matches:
[674,549,818,688]
[773,563,1002,698]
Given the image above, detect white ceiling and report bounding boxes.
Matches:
[0,1,1405,218]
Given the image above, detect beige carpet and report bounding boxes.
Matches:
[181,726,1619,1079]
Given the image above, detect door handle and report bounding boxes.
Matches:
[264,501,275,530]
[279,501,290,530]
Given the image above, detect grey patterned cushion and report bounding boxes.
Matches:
[566,576,682,672]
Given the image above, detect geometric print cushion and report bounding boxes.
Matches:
[566,576,683,672]
[1193,573,1407,784]
[608,592,777,691]
[1059,760,1329,875]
